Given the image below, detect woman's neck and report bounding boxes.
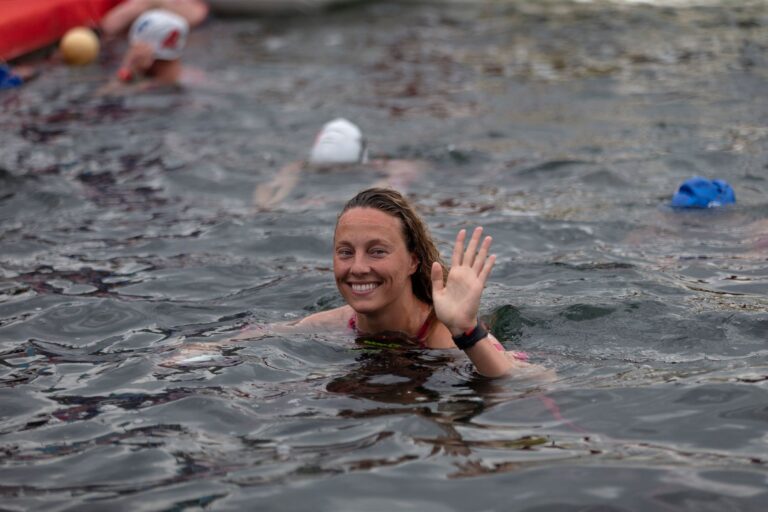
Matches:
[355,294,431,337]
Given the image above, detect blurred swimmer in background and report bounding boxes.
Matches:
[625,176,767,259]
[253,118,427,210]
[99,8,189,91]
[101,0,208,40]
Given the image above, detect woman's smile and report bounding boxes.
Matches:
[349,282,380,294]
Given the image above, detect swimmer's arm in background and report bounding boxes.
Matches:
[100,0,148,38]
[431,227,519,378]
[97,43,175,95]
[96,76,154,96]
[369,158,427,191]
[253,160,306,211]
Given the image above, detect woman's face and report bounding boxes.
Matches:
[333,207,418,315]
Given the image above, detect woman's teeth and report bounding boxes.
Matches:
[351,283,377,292]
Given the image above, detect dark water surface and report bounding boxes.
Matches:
[1,1,767,510]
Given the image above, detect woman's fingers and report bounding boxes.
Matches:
[451,229,466,267]
[463,227,483,267]
[479,253,496,283]
[473,235,492,273]
[452,227,495,273]
[449,225,495,281]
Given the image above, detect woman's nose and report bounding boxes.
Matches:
[350,255,370,274]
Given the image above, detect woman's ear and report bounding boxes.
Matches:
[409,253,419,275]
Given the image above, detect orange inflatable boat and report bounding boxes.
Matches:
[0,0,123,61]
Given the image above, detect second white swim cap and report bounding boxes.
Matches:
[308,118,368,165]
[129,9,189,60]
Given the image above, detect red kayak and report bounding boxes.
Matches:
[0,0,123,61]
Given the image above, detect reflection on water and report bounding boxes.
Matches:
[1,0,767,510]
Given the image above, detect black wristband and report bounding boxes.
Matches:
[451,319,488,351]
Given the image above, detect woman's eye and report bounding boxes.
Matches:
[370,248,388,257]
[336,249,353,258]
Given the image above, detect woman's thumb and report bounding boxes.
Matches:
[431,262,444,292]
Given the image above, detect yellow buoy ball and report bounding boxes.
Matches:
[59,27,100,66]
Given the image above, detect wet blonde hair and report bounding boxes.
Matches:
[337,188,445,305]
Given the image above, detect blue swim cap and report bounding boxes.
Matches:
[671,176,736,208]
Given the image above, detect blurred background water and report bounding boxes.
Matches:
[1,0,767,510]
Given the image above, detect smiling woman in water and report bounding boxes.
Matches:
[233,187,537,378]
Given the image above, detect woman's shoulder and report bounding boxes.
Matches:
[225,306,353,341]
[294,305,355,331]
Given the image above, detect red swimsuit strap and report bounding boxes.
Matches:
[349,310,433,348]
[414,310,434,345]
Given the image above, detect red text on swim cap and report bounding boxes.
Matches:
[162,30,180,49]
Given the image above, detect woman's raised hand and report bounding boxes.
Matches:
[431,227,496,336]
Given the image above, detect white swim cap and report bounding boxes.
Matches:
[129,9,189,60]
[308,118,368,165]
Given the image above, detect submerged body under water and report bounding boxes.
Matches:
[1,0,767,510]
